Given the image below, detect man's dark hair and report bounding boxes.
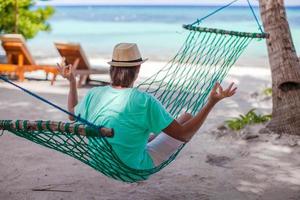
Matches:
[110,65,140,87]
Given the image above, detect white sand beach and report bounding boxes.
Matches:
[0,61,300,200]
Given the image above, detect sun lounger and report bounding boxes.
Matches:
[55,42,109,87]
[0,34,59,85]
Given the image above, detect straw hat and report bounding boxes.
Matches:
[107,43,148,67]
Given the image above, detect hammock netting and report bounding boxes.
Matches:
[0,23,267,182]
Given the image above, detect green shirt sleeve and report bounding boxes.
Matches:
[147,95,174,135]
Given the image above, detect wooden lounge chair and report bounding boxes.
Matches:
[0,34,59,85]
[55,42,109,87]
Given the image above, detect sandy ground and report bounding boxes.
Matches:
[0,63,300,200]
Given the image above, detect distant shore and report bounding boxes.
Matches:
[2,5,297,68]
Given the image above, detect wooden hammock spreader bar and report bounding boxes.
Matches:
[0,120,114,138]
[183,24,269,39]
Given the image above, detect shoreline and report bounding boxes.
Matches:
[33,54,271,68]
[0,59,272,93]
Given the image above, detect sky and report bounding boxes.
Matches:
[36,0,300,6]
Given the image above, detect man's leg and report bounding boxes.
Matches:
[147,113,193,165]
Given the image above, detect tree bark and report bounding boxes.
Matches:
[259,0,300,135]
[14,0,19,33]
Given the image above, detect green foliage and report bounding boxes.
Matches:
[225,109,272,131]
[0,0,54,39]
[263,88,272,96]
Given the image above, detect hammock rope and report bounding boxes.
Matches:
[0,76,113,137]
[246,0,264,34]
[190,0,239,26]
[0,0,268,182]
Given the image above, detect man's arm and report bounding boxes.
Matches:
[68,76,78,120]
[57,57,78,120]
[163,82,237,142]
[163,100,217,142]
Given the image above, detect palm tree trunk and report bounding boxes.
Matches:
[14,0,18,33]
[258,0,300,135]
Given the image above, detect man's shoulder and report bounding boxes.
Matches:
[87,86,108,95]
[132,88,154,101]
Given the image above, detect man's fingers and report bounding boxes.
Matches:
[211,82,219,93]
[218,84,223,94]
[230,87,237,94]
[67,64,73,69]
[229,87,237,96]
[63,66,70,74]
[225,82,234,93]
[60,57,66,67]
[56,63,63,73]
[214,82,219,90]
[56,63,61,69]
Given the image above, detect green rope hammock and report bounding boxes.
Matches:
[0,2,268,183]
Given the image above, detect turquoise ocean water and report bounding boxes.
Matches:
[28,5,300,67]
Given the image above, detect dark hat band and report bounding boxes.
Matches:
[111,58,143,63]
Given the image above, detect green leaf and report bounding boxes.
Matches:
[225,109,272,131]
[0,0,55,39]
[263,88,272,96]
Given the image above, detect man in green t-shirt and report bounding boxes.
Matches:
[57,43,236,171]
